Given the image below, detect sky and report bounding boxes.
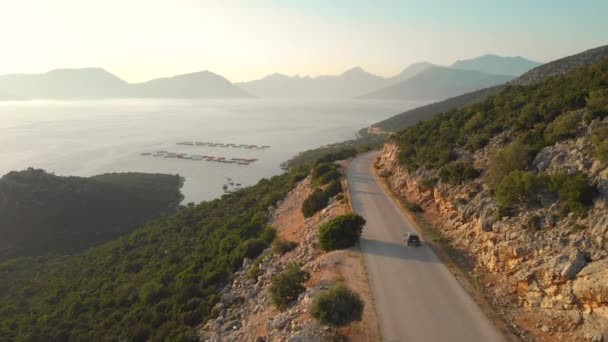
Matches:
[0,0,606,83]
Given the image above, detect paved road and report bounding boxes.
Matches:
[347,152,505,342]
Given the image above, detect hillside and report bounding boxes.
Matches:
[130,71,252,98]
[361,66,513,101]
[375,58,608,340]
[236,67,387,98]
[0,169,183,260]
[451,54,541,76]
[0,166,307,340]
[371,44,608,132]
[0,69,251,99]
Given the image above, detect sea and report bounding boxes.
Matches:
[0,98,424,203]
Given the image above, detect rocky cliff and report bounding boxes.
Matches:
[376,117,608,341]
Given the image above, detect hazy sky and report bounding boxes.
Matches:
[1,0,606,82]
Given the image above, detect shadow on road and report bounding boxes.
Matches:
[360,238,440,263]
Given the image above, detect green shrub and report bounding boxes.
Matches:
[418,177,436,191]
[311,284,364,327]
[269,263,310,310]
[590,123,608,163]
[548,172,595,218]
[238,238,269,259]
[259,226,277,244]
[312,163,333,179]
[544,111,581,143]
[324,180,343,197]
[495,171,546,210]
[525,215,542,230]
[486,141,534,190]
[438,162,479,185]
[272,239,298,255]
[248,263,262,280]
[301,189,330,218]
[336,194,345,201]
[316,169,341,185]
[586,89,608,120]
[319,214,366,251]
[379,170,392,178]
[405,202,423,213]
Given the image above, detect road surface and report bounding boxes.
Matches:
[347,151,505,342]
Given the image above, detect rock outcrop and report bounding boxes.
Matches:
[376,136,608,341]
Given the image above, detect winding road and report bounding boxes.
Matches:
[347,151,506,342]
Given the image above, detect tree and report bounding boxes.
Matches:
[269,262,310,310]
[302,189,330,218]
[319,214,366,251]
[486,141,533,190]
[311,284,364,327]
[324,180,342,197]
[544,111,581,143]
[495,171,545,210]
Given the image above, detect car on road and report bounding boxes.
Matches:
[404,232,421,247]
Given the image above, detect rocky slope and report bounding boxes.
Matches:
[198,174,378,342]
[376,117,608,341]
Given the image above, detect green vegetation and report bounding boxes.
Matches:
[486,141,534,190]
[311,284,364,327]
[312,162,341,186]
[0,166,307,340]
[302,164,345,218]
[302,188,331,218]
[438,162,479,185]
[284,130,387,169]
[496,171,594,218]
[269,262,310,311]
[405,202,423,213]
[418,177,437,191]
[318,214,366,251]
[393,59,608,172]
[0,168,183,260]
[544,111,581,144]
[324,180,343,197]
[585,88,608,120]
[272,238,298,255]
[590,123,608,163]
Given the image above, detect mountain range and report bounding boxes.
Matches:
[372,44,608,132]
[0,54,541,101]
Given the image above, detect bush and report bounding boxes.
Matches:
[311,284,364,327]
[418,177,436,191]
[486,141,534,190]
[586,89,608,120]
[248,263,262,280]
[259,226,277,244]
[438,162,479,185]
[590,123,608,163]
[238,238,269,259]
[495,171,545,210]
[319,214,366,251]
[301,189,330,218]
[405,202,423,213]
[269,263,310,310]
[336,194,345,201]
[316,170,341,185]
[544,111,581,143]
[324,180,343,197]
[548,172,595,218]
[312,163,334,179]
[272,239,298,255]
[379,170,392,178]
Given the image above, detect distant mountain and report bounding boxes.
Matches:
[512,45,608,85]
[370,44,608,132]
[451,54,542,76]
[0,68,129,99]
[130,70,251,98]
[236,67,388,98]
[388,62,435,83]
[361,66,513,101]
[0,68,251,99]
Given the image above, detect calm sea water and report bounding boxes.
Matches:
[0,99,423,202]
